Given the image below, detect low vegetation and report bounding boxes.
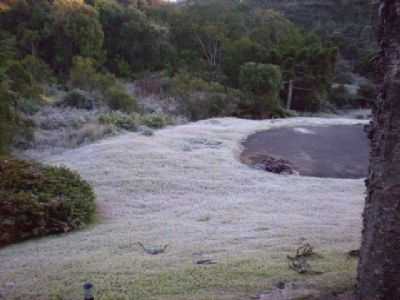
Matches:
[239,62,286,118]
[98,111,172,130]
[167,72,243,120]
[0,159,96,247]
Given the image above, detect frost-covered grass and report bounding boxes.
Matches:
[16,106,115,158]
[18,106,177,159]
[1,117,367,299]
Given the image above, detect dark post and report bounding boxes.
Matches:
[83,282,94,300]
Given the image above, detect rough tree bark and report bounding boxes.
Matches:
[357,0,400,299]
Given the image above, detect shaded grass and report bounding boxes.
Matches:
[47,251,358,300]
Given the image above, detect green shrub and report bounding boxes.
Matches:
[184,92,240,121]
[223,37,267,86]
[99,112,172,131]
[104,86,138,113]
[6,61,42,101]
[170,72,226,96]
[58,90,96,110]
[70,56,119,95]
[140,113,171,129]
[114,59,132,78]
[20,55,54,84]
[69,57,136,112]
[94,73,118,94]
[168,73,241,120]
[99,111,140,131]
[0,159,96,247]
[13,117,36,150]
[69,56,99,91]
[18,97,41,115]
[239,62,282,96]
[239,62,283,117]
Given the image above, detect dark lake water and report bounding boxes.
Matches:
[241,124,369,179]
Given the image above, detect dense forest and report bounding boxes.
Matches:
[0,0,376,156]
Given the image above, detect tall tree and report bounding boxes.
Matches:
[357,0,400,299]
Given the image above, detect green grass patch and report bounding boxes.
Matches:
[48,251,358,300]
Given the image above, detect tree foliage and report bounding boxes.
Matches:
[95,0,169,74]
[0,0,343,152]
[0,81,14,154]
[52,0,104,73]
[239,62,284,117]
[239,62,282,96]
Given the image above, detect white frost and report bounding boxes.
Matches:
[292,127,316,134]
[0,117,368,299]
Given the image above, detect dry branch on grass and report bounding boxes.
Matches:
[287,243,323,275]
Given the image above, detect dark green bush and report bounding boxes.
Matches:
[168,73,241,120]
[69,56,120,95]
[182,92,239,121]
[58,90,96,110]
[99,112,171,131]
[99,111,139,131]
[239,62,284,117]
[170,73,226,96]
[140,113,172,129]
[69,56,99,91]
[239,62,282,97]
[104,86,138,113]
[18,97,41,115]
[0,159,96,247]
[94,73,118,95]
[20,55,54,84]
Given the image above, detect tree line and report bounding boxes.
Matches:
[0,0,339,153]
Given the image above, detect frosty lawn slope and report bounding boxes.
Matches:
[0,117,367,299]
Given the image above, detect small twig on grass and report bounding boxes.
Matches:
[196,259,217,265]
[137,242,168,255]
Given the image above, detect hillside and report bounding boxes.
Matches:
[0,117,366,299]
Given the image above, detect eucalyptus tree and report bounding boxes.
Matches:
[357,0,400,298]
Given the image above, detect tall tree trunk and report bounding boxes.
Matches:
[357,0,400,299]
[286,80,294,110]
